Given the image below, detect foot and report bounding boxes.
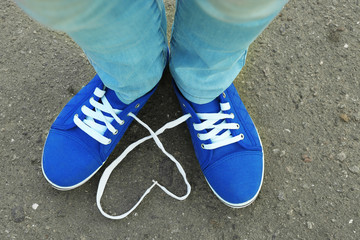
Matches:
[42,75,156,190]
[173,82,263,207]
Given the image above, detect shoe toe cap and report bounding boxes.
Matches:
[203,151,263,207]
[42,130,102,189]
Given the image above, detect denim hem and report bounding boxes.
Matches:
[175,80,222,105]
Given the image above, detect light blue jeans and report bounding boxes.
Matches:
[16,0,288,104]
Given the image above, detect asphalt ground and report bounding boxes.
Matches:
[1,0,359,239]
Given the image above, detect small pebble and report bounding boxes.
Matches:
[263,67,270,77]
[302,154,312,163]
[273,149,280,154]
[279,26,286,35]
[348,166,360,174]
[307,221,314,229]
[278,191,286,201]
[344,44,349,48]
[341,170,348,178]
[349,219,353,224]
[340,113,350,122]
[337,152,347,161]
[280,150,286,157]
[32,203,39,210]
[354,112,360,121]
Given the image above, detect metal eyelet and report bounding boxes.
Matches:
[113,129,118,135]
[182,104,186,108]
[230,113,235,119]
[197,133,200,139]
[108,139,112,144]
[135,103,140,108]
[74,114,78,118]
[235,124,240,129]
[240,133,244,139]
[222,92,226,98]
[120,120,125,125]
[201,144,205,149]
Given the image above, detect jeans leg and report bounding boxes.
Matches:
[169,0,288,104]
[16,0,168,104]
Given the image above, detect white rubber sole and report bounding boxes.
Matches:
[41,161,104,191]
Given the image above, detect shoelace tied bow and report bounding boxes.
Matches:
[194,102,244,150]
[73,87,192,220]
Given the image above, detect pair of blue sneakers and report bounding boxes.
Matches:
[42,74,263,208]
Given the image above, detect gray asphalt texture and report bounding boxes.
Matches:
[1,0,359,239]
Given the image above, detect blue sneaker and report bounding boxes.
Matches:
[173,82,264,207]
[42,74,156,190]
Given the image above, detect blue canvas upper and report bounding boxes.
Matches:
[42,74,156,189]
[173,82,263,206]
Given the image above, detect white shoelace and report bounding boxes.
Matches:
[96,113,192,220]
[73,88,243,219]
[194,102,244,150]
[72,87,191,219]
[74,87,123,145]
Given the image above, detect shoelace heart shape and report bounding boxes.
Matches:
[73,87,192,219]
[95,113,192,220]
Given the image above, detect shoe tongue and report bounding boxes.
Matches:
[104,88,128,110]
[191,97,221,113]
